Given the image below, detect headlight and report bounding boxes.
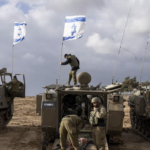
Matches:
[113,96,120,102]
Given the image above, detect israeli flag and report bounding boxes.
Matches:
[13,22,27,45]
[63,15,86,41]
[148,34,150,42]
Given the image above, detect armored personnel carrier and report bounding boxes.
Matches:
[102,82,122,93]
[0,68,25,130]
[128,87,150,141]
[36,72,124,149]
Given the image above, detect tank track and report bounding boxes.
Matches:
[130,107,150,141]
[0,106,13,131]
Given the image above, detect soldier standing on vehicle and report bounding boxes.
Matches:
[59,115,85,150]
[89,97,106,150]
[4,75,23,97]
[60,54,80,85]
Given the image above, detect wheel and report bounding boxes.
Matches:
[145,122,150,137]
[137,119,142,131]
[6,107,13,120]
[134,117,138,129]
[130,109,135,128]
[0,115,4,131]
[141,121,146,134]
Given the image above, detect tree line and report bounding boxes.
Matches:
[121,76,150,92]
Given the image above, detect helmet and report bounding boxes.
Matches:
[91,97,101,103]
[87,95,92,100]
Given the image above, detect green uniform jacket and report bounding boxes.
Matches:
[6,78,22,92]
[68,55,79,69]
[62,115,85,132]
[89,105,106,126]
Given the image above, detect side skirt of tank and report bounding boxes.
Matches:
[130,108,150,142]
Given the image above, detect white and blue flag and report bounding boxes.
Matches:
[13,22,27,45]
[148,34,150,42]
[63,15,86,41]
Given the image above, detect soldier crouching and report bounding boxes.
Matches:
[59,115,85,150]
[89,97,106,150]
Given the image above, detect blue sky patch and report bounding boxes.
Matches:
[16,2,31,14]
[0,0,8,6]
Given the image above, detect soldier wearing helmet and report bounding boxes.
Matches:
[89,97,106,150]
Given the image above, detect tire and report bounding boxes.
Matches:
[0,115,4,131]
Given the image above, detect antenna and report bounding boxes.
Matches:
[140,41,149,83]
[121,47,137,59]
[112,7,132,83]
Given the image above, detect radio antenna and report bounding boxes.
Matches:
[112,6,132,83]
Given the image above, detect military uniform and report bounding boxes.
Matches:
[59,115,85,150]
[61,54,80,85]
[5,78,23,97]
[89,97,106,150]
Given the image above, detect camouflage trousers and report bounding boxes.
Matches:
[68,70,78,85]
[93,126,105,150]
[59,119,80,150]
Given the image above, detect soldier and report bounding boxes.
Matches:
[59,115,85,150]
[89,97,106,150]
[4,76,23,97]
[60,54,80,85]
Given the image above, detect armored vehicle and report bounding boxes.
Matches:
[0,68,25,130]
[36,72,124,149]
[102,82,122,93]
[128,87,150,140]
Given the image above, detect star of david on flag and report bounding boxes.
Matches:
[13,22,27,45]
[63,15,86,41]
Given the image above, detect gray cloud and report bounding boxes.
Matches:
[0,0,150,95]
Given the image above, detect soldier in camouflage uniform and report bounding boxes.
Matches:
[4,76,23,97]
[60,54,80,85]
[89,97,106,150]
[59,115,85,150]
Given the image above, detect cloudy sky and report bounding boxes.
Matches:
[0,0,150,95]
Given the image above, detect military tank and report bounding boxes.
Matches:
[128,87,150,141]
[36,72,124,149]
[0,68,26,130]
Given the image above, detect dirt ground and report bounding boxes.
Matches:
[0,97,42,150]
[0,95,150,150]
[109,95,150,150]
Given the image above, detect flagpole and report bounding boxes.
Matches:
[11,45,14,76]
[58,42,64,85]
[140,41,149,83]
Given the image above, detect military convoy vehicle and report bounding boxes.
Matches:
[128,87,150,141]
[0,68,25,130]
[36,72,124,149]
[102,82,122,93]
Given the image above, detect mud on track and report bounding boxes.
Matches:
[0,96,150,150]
